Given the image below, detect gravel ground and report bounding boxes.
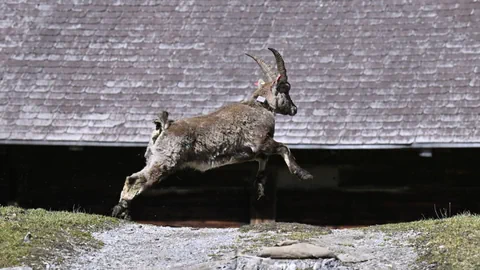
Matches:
[64,224,242,270]
[63,223,418,270]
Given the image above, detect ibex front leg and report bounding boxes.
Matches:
[261,139,313,181]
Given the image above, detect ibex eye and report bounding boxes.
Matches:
[277,82,290,93]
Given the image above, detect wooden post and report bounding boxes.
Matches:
[249,174,277,224]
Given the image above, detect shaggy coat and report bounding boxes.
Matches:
[113,48,313,218]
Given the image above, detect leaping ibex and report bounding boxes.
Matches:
[112,48,313,218]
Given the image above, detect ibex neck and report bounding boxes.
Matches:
[244,96,275,114]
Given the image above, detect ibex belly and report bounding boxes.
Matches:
[183,145,257,172]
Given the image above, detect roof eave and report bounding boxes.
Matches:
[288,143,480,149]
[2,139,480,150]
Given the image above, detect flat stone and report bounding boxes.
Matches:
[258,243,336,259]
[337,253,373,263]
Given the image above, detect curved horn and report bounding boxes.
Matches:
[268,48,288,83]
[245,53,276,82]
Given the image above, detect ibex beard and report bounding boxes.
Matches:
[112,48,313,219]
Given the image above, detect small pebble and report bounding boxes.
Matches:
[23,232,32,243]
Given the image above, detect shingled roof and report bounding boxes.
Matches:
[1,0,479,148]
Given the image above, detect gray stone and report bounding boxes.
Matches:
[258,243,336,259]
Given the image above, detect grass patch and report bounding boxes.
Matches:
[372,213,480,270]
[0,206,121,269]
[238,222,331,254]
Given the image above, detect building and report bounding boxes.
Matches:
[1,0,479,226]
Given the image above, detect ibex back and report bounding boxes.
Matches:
[112,48,313,218]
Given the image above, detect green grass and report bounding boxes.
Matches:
[372,213,480,270]
[0,206,121,269]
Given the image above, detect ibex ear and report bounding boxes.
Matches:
[254,79,265,87]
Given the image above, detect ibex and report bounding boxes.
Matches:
[112,48,313,218]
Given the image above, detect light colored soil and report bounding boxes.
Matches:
[62,222,418,270]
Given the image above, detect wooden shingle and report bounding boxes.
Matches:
[1,0,479,148]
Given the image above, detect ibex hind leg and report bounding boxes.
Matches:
[112,163,174,218]
[261,139,313,181]
[255,156,268,199]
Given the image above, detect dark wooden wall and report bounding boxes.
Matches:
[0,144,256,226]
[1,145,144,214]
[1,145,480,227]
[277,148,480,225]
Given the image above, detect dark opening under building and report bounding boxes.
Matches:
[1,0,480,227]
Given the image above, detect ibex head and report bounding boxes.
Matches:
[246,48,297,116]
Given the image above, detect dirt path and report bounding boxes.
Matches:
[63,223,418,270]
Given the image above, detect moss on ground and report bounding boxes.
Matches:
[0,206,121,269]
[371,213,480,270]
[238,222,331,254]
[239,222,331,235]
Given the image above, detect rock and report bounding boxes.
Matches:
[258,243,337,259]
[23,232,32,243]
[275,240,299,246]
[337,253,372,263]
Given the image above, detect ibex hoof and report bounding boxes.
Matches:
[296,169,314,181]
[111,205,123,218]
[122,212,132,221]
[256,183,265,200]
[112,203,131,220]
